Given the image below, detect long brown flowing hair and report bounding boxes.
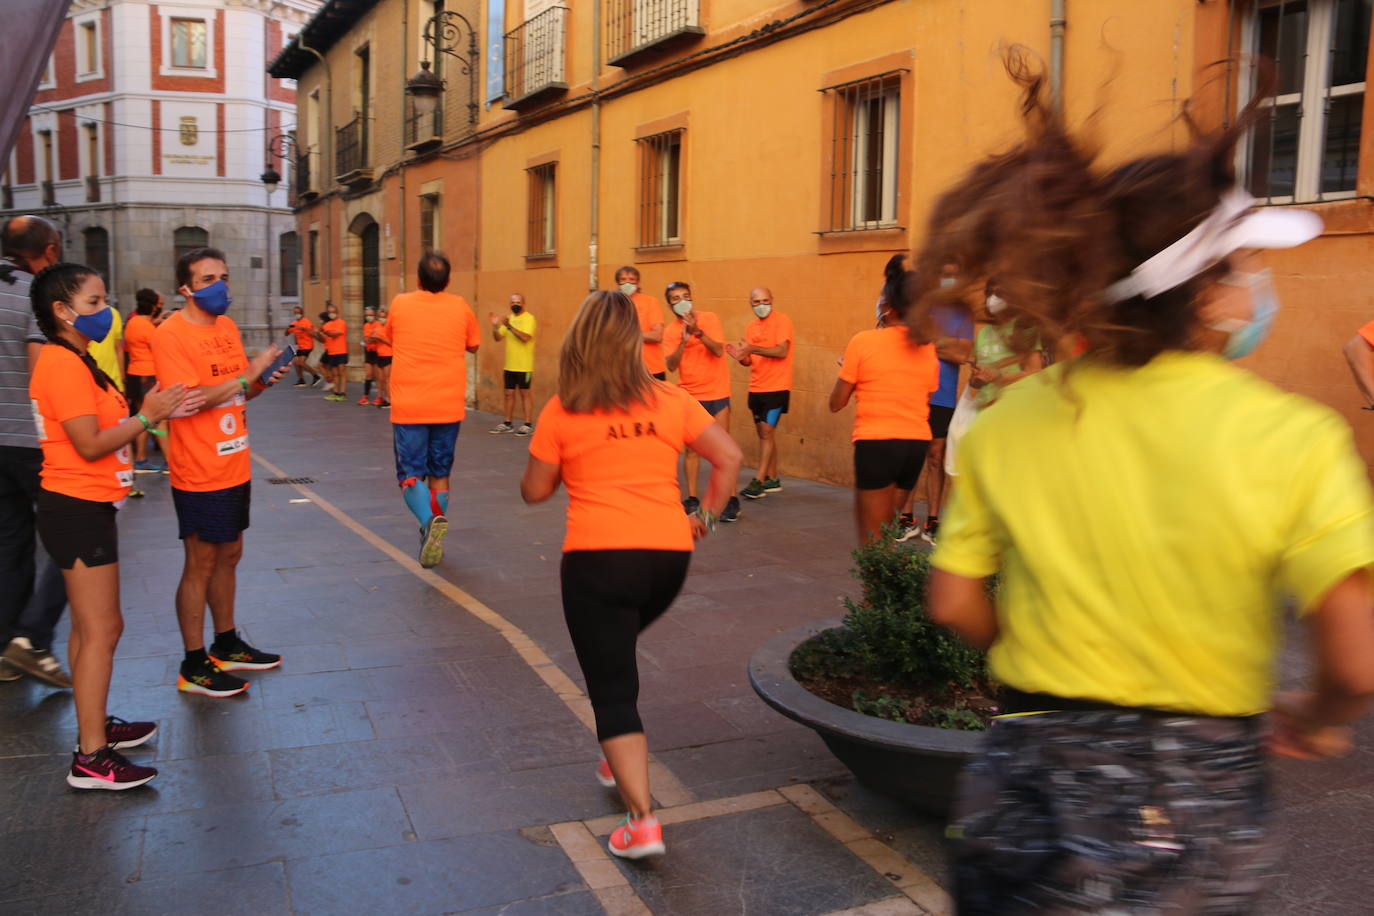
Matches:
[904,47,1268,369]
[558,290,660,413]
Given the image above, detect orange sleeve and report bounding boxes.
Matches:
[700,312,724,342]
[465,304,481,348]
[42,351,100,422]
[680,389,715,444]
[838,333,863,384]
[1359,321,1374,347]
[779,313,795,345]
[528,399,563,464]
[153,325,201,389]
[662,321,682,353]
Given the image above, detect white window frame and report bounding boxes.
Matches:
[36,54,55,90]
[160,8,217,79]
[1239,0,1367,202]
[850,87,900,228]
[81,117,101,179]
[74,12,104,83]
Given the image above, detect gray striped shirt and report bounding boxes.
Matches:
[0,265,44,449]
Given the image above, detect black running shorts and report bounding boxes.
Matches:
[853,439,930,491]
[36,489,119,569]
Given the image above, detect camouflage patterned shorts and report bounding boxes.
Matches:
[948,710,1275,915]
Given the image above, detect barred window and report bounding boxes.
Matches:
[527,163,556,257]
[1244,0,1369,201]
[308,229,319,280]
[822,72,903,232]
[637,129,683,247]
[279,231,300,297]
[420,193,441,252]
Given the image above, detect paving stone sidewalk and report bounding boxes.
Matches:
[0,386,1369,914]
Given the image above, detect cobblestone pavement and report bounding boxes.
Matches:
[1,386,1369,914]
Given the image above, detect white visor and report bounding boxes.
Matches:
[1102,189,1323,304]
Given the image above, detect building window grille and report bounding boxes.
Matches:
[636,129,683,248]
[605,0,702,66]
[83,227,109,282]
[504,7,568,105]
[336,113,367,177]
[821,71,903,232]
[420,193,441,252]
[526,163,556,256]
[308,229,319,280]
[171,18,207,69]
[174,226,209,264]
[279,231,299,297]
[1243,0,1370,202]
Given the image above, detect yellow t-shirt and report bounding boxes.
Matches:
[933,351,1374,717]
[496,310,537,373]
[86,307,124,392]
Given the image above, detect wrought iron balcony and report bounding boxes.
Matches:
[85,176,100,202]
[295,150,315,202]
[605,0,703,68]
[406,106,444,153]
[41,180,56,207]
[503,6,569,110]
[334,115,373,187]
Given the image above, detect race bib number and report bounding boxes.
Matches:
[116,467,133,487]
[30,399,45,440]
[216,435,248,456]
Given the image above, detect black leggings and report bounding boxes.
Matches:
[560,549,691,742]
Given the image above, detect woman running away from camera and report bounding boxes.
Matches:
[521,290,742,860]
[920,49,1374,913]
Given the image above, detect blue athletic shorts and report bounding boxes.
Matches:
[698,396,731,417]
[172,481,251,543]
[393,421,461,482]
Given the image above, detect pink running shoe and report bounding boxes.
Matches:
[607,814,665,859]
[105,716,157,750]
[67,745,157,790]
[595,758,616,788]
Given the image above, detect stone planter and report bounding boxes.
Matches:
[748,617,982,815]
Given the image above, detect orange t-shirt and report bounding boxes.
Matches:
[288,317,315,352]
[838,326,941,442]
[1359,321,1374,347]
[632,293,667,375]
[744,310,794,393]
[384,290,481,424]
[662,311,731,401]
[123,314,157,376]
[529,385,715,552]
[374,319,394,358]
[363,320,381,353]
[153,311,250,492]
[322,318,348,356]
[30,344,132,503]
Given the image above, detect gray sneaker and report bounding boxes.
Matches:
[3,637,73,688]
[489,421,514,434]
[514,423,533,437]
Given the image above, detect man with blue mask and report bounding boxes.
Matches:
[154,247,290,698]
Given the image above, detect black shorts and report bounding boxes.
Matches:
[376,355,393,368]
[172,481,251,543]
[36,489,118,569]
[503,370,533,390]
[747,390,790,425]
[929,404,955,440]
[295,347,314,361]
[364,350,379,365]
[125,374,156,416]
[854,439,931,491]
[322,353,348,368]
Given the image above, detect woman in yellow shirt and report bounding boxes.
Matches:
[922,53,1374,913]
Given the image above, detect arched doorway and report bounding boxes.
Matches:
[342,213,379,370]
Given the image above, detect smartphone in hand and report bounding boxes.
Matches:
[259,340,298,387]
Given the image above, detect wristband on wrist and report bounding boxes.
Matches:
[135,413,166,437]
[238,375,249,395]
[695,508,718,534]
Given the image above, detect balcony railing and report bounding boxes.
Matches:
[504,6,569,110]
[334,115,372,186]
[605,0,703,68]
[41,180,55,207]
[85,175,100,202]
[406,106,443,153]
[295,150,314,201]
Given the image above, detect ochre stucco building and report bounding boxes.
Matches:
[270,0,1374,484]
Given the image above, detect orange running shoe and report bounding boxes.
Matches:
[372,397,383,406]
[607,814,664,859]
[595,758,616,788]
[356,396,370,405]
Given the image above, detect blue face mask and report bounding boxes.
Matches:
[1211,269,1279,361]
[192,279,233,316]
[70,305,114,343]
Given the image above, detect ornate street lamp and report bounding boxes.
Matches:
[259,132,301,338]
[406,9,480,129]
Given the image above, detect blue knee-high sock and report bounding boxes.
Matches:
[434,490,449,517]
[402,478,433,529]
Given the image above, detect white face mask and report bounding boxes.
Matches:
[672,299,693,317]
[986,294,1007,315]
[752,303,772,319]
[618,282,637,296]
[940,277,957,290]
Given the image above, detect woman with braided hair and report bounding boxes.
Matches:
[29,263,202,789]
[923,50,1374,911]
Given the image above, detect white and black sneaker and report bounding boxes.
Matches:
[3,637,72,687]
[489,421,514,435]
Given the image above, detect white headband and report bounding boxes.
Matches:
[1102,188,1322,305]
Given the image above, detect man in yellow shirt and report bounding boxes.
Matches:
[86,304,124,392]
[488,293,536,436]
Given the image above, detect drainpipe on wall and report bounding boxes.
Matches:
[398,0,407,295]
[1050,0,1066,112]
[298,39,332,300]
[589,0,602,291]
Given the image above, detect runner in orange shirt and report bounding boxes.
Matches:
[725,287,793,500]
[154,247,290,698]
[661,281,740,522]
[381,251,480,567]
[287,305,321,388]
[372,305,393,408]
[123,288,163,473]
[830,289,940,544]
[317,303,348,402]
[615,266,667,380]
[359,305,381,405]
[30,262,199,788]
[522,290,742,861]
